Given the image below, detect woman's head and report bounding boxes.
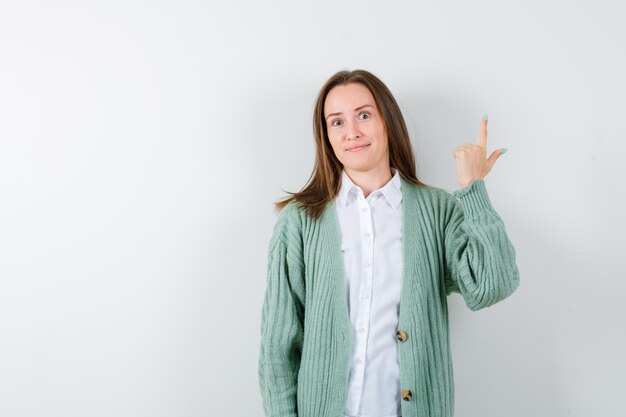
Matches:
[276,69,428,220]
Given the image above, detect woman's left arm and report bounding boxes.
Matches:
[443,115,519,310]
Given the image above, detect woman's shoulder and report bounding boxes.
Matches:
[267,199,307,255]
[401,177,457,206]
[279,199,305,219]
[272,199,305,234]
[406,178,497,221]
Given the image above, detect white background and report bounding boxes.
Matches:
[1,1,624,416]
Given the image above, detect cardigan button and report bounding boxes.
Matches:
[401,388,412,401]
[396,330,408,342]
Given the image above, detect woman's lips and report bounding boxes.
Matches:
[346,144,370,152]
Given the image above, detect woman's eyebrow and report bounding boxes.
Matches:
[325,104,374,120]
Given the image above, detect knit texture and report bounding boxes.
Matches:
[258,177,520,417]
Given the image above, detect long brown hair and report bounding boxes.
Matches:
[275,69,431,220]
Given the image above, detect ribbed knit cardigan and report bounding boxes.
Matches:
[258,177,520,417]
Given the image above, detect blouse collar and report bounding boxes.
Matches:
[337,168,402,209]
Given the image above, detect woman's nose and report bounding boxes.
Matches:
[345,120,360,140]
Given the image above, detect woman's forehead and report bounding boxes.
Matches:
[324,83,376,115]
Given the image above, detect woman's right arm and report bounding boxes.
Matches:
[258,204,305,417]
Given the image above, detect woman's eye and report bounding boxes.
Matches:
[331,112,369,126]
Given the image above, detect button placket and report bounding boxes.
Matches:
[350,192,374,405]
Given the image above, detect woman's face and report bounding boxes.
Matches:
[324,82,389,173]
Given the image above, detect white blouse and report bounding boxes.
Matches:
[335,168,403,417]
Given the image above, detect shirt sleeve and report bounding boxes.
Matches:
[443,178,520,311]
[258,204,305,417]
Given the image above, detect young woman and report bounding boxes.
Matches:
[258,69,520,417]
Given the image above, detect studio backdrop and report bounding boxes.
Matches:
[0,1,624,416]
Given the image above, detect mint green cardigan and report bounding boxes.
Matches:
[258,177,520,417]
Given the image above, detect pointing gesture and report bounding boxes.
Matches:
[452,115,507,189]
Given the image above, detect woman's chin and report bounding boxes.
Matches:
[341,161,373,172]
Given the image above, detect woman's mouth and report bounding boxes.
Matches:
[346,144,370,152]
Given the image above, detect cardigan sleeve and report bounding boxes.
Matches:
[442,178,520,311]
[258,203,305,417]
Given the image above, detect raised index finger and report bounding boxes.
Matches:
[477,114,488,148]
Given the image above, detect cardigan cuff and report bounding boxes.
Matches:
[452,178,497,219]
